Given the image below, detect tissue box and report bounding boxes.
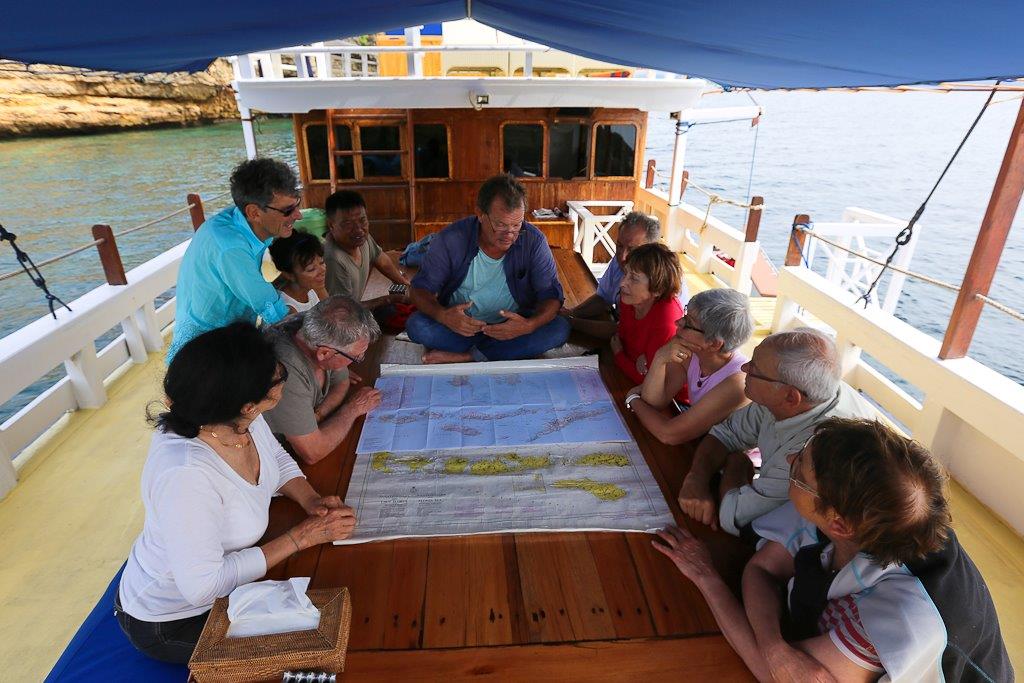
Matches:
[188,587,351,682]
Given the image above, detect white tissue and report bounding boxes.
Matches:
[226,577,321,638]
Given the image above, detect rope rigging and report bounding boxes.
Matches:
[854,80,1002,307]
[0,223,71,319]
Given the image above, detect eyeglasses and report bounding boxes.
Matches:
[680,316,704,334]
[263,200,301,217]
[743,361,808,396]
[789,437,819,498]
[320,344,365,364]
[485,213,523,236]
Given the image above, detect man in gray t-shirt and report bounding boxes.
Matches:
[323,189,410,305]
[263,296,382,465]
[678,328,876,536]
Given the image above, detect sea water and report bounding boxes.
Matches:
[0,91,1021,424]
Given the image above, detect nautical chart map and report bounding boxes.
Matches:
[342,358,672,543]
[355,364,630,453]
[337,442,673,543]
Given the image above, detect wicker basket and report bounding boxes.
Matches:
[188,587,351,682]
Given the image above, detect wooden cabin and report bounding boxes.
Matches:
[293,107,648,255]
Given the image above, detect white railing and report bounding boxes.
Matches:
[633,186,759,295]
[803,207,920,314]
[0,242,186,497]
[773,266,1024,534]
[236,43,556,81]
[567,200,634,275]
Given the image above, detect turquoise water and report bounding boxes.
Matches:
[1,92,1022,423]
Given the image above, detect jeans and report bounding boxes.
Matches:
[114,593,210,664]
[406,312,570,361]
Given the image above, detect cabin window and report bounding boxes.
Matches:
[549,123,589,180]
[304,124,354,181]
[360,124,403,177]
[503,124,543,177]
[413,124,449,178]
[333,125,355,180]
[594,123,637,177]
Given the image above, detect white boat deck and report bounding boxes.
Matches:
[0,265,1021,680]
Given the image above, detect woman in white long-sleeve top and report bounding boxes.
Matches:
[116,322,356,663]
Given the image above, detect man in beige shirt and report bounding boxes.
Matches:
[323,190,411,306]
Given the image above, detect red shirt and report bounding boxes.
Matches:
[615,297,684,385]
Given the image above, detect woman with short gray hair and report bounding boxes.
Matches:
[624,288,754,445]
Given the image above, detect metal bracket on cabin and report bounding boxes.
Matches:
[0,223,72,319]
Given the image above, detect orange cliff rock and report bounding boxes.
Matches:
[0,59,239,138]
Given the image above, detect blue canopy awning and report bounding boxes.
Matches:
[3,1,1023,89]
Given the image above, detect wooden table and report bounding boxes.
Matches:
[265,249,755,680]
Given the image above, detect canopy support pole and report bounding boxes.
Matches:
[939,97,1024,359]
[668,115,691,206]
[232,55,259,159]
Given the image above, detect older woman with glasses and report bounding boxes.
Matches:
[624,288,754,446]
[117,322,357,664]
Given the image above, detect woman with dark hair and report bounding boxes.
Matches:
[116,322,356,663]
[269,232,328,314]
[611,242,684,384]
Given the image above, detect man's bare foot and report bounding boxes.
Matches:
[422,350,474,364]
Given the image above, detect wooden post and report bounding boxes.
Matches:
[940,98,1024,359]
[785,214,811,267]
[326,109,338,193]
[645,160,656,189]
[187,193,205,231]
[91,224,127,286]
[678,170,689,201]
[744,196,764,242]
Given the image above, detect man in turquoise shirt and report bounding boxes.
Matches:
[167,158,301,361]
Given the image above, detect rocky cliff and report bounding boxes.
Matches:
[0,59,239,138]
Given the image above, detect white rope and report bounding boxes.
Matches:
[796,226,1024,322]
[0,189,230,281]
[687,180,765,211]
[976,294,1024,323]
[796,226,961,292]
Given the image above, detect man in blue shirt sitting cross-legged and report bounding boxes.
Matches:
[408,174,570,363]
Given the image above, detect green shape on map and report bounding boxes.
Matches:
[444,457,469,474]
[396,456,432,472]
[371,452,393,473]
[574,452,629,467]
[552,478,627,501]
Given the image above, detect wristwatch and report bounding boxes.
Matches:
[624,392,642,411]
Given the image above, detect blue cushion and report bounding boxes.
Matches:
[46,564,188,682]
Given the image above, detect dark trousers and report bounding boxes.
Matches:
[114,594,210,664]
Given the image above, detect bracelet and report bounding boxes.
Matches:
[285,529,302,553]
[624,392,642,411]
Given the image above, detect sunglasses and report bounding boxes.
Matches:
[263,200,301,216]
[680,316,704,334]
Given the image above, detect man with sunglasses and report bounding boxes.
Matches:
[678,327,875,536]
[655,419,1010,682]
[263,296,383,464]
[168,158,302,362]
[408,174,570,363]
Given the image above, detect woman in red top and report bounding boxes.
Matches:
[611,242,684,385]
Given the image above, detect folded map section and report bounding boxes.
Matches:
[336,442,673,544]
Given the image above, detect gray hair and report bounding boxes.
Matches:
[687,288,754,353]
[230,157,300,211]
[299,295,380,349]
[762,327,840,404]
[619,211,660,242]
